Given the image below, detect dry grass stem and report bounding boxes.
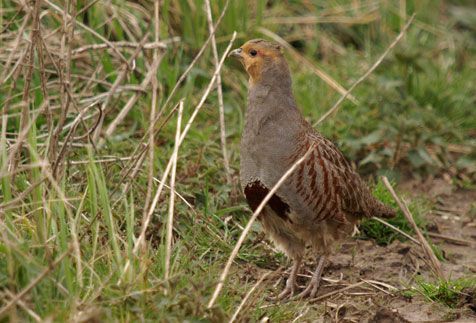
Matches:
[144,0,161,219]
[314,14,415,125]
[106,0,231,205]
[229,271,272,323]
[207,144,314,308]
[71,38,180,55]
[164,101,183,283]
[1,11,31,83]
[205,0,232,185]
[101,51,162,144]
[93,32,150,142]
[381,176,445,280]
[264,11,379,25]
[44,0,129,65]
[372,216,421,245]
[133,32,236,255]
[0,249,71,317]
[4,290,41,322]
[427,232,473,247]
[310,281,366,302]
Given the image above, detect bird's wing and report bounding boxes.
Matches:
[287,131,394,223]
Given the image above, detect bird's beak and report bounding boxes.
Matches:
[228,48,243,59]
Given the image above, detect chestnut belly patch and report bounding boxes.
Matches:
[244,180,291,223]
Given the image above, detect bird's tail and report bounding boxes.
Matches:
[374,201,396,218]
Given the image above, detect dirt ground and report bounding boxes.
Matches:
[257,179,476,322]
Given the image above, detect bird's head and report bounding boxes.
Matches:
[229,39,290,86]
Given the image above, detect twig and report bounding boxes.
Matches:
[360,279,398,295]
[207,144,315,308]
[381,176,445,280]
[204,0,232,185]
[229,271,272,323]
[372,216,421,245]
[314,14,415,126]
[258,27,357,104]
[164,101,183,284]
[310,281,366,303]
[427,232,473,247]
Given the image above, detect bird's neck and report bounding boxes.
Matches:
[245,75,303,140]
[249,62,293,97]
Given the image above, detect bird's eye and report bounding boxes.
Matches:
[249,49,257,57]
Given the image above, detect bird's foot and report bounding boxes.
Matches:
[291,276,321,300]
[276,278,296,300]
[269,275,297,301]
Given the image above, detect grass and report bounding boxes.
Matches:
[404,277,476,309]
[1,0,476,321]
[359,180,427,245]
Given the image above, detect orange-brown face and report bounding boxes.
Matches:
[229,39,283,84]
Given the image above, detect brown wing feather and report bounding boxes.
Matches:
[290,130,395,223]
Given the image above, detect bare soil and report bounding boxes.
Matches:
[257,179,476,322]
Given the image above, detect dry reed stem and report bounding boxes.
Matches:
[258,27,357,104]
[204,0,232,185]
[314,14,415,126]
[164,101,183,285]
[207,144,314,308]
[381,176,445,280]
[371,216,421,245]
[229,271,272,323]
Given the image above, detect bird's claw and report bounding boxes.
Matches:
[290,278,320,300]
[270,278,296,301]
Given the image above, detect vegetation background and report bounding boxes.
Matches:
[0,0,475,321]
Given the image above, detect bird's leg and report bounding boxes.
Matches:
[293,255,326,299]
[274,257,301,300]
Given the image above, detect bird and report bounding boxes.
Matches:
[229,39,396,300]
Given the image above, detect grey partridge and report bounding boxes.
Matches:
[229,39,396,300]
